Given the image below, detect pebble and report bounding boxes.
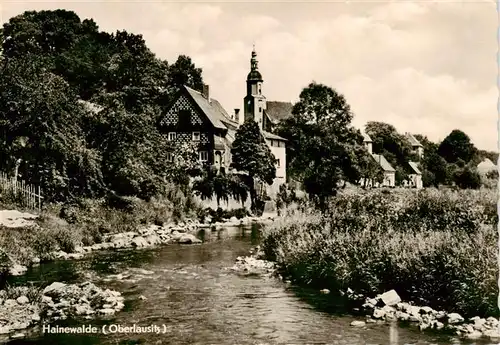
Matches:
[10,333,25,339]
[350,320,366,327]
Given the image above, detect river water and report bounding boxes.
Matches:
[3,225,492,345]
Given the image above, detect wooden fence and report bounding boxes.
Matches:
[0,172,43,211]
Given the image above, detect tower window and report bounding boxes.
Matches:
[192,132,201,141]
[259,87,261,94]
[259,107,262,113]
[168,132,176,141]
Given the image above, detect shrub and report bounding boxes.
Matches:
[453,166,481,189]
[261,188,497,317]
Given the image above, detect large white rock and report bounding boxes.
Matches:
[131,236,149,248]
[466,330,483,339]
[43,282,67,296]
[379,290,401,306]
[16,296,29,305]
[178,234,202,244]
[9,264,27,276]
[448,312,465,324]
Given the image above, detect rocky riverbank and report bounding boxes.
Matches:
[7,215,275,277]
[354,289,500,341]
[0,281,124,340]
[233,247,500,342]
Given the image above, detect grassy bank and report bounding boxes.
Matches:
[261,188,498,318]
[0,183,202,272]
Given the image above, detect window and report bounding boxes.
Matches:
[259,107,262,113]
[166,152,174,162]
[276,159,280,168]
[269,139,274,147]
[179,110,191,126]
[168,132,176,141]
[192,132,200,141]
[199,151,208,162]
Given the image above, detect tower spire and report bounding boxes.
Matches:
[250,45,258,71]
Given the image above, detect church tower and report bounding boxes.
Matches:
[243,46,266,129]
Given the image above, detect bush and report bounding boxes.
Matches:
[453,166,481,189]
[261,188,497,317]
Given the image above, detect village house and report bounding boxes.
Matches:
[406,161,423,189]
[361,133,423,188]
[158,48,287,197]
[360,133,396,188]
[477,158,496,176]
[157,47,426,194]
[405,132,424,159]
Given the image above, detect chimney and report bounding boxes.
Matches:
[234,109,240,123]
[202,84,210,102]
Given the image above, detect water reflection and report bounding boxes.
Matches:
[389,322,398,345]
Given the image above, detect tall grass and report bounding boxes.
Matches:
[261,188,498,317]
[0,182,202,266]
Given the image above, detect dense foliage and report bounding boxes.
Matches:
[276,82,372,207]
[0,10,204,202]
[261,188,497,318]
[231,119,276,210]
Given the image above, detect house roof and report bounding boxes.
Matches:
[406,132,423,147]
[183,86,286,143]
[265,101,293,124]
[184,86,233,130]
[477,158,496,173]
[371,154,396,172]
[263,130,287,141]
[362,132,372,143]
[408,161,422,175]
[209,98,239,130]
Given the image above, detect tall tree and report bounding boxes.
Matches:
[231,119,276,211]
[276,82,362,207]
[167,55,203,93]
[438,129,477,164]
[412,134,449,187]
[2,10,83,59]
[0,55,104,201]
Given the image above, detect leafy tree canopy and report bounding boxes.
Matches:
[438,129,478,164]
[0,10,205,202]
[276,82,362,205]
[231,119,276,211]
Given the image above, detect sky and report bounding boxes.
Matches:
[1,0,498,151]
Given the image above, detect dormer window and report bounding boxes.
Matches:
[192,132,200,141]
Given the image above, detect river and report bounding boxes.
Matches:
[3,224,491,345]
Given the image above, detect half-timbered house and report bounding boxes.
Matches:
[158,48,288,196]
[158,84,238,172]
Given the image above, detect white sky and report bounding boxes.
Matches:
[2,0,498,150]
